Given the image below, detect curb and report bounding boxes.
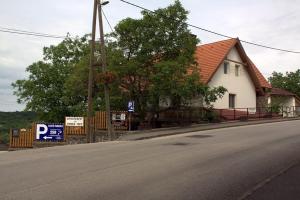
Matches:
[119,118,300,141]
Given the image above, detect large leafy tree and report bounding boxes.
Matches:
[12,1,226,123]
[12,35,127,122]
[110,0,226,118]
[12,36,90,122]
[269,69,300,97]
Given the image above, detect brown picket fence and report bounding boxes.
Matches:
[65,111,128,136]
[95,111,107,130]
[9,111,129,148]
[64,117,94,136]
[9,128,34,149]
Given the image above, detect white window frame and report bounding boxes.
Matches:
[224,62,229,74]
[229,93,236,109]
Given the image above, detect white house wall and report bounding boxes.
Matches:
[207,47,257,109]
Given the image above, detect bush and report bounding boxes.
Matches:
[0,132,9,144]
[204,109,220,123]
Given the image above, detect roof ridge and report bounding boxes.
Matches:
[197,38,237,48]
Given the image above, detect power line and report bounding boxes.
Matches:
[102,9,114,33]
[119,0,300,54]
[0,29,63,39]
[0,28,66,39]
[0,27,67,39]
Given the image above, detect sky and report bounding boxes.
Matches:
[0,0,299,112]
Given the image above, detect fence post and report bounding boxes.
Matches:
[9,129,12,148]
[270,106,272,118]
[128,112,132,131]
[234,109,236,120]
[247,108,249,120]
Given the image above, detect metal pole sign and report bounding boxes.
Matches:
[36,123,64,141]
[128,101,135,112]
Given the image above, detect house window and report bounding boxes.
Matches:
[235,65,240,76]
[229,94,236,108]
[224,62,229,74]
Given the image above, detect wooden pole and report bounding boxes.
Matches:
[87,0,98,143]
[97,1,114,140]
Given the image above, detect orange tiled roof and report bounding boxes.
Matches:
[194,38,272,89]
[270,88,296,96]
[247,58,272,88]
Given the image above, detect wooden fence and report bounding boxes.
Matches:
[9,111,128,148]
[9,128,34,149]
[64,117,92,136]
[65,111,128,136]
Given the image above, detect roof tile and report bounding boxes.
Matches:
[194,38,272,89]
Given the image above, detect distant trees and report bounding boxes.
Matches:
[12,0,226,123]
[0,112,36,144]
[269,69,300,97]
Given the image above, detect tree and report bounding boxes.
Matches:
[110,0,226,119]
[12,35,127,122]
[12,36,90,122]
[269,69,300,97]
[12,1,227,123]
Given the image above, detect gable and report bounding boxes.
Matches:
[194,38,236,84]
[194,38,272,92]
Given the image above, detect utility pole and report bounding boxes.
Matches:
[87,0,98,143]
[97,0,115,140]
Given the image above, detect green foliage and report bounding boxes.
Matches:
[203,109,220,122]
[271,96,285,112]
[110,0,226,119]
[12,1,227,123]
[12,36,90,122]
[0,112,36,144]
[269,69,300,97]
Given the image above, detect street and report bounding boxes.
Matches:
[1,120,300,200]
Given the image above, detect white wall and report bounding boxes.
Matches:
[274,96,296,117]
[207,47,257,109]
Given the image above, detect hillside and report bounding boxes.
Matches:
[0,111,37,144]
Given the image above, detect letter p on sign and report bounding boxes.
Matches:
[36,124,48,139]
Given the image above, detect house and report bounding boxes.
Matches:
[268,87,300,117]
[194,38,299,117]
[194,38,271,111]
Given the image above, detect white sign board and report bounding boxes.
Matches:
[65,117,84,127]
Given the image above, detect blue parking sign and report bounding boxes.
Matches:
[36,123,64,141]
[128,101,135,112]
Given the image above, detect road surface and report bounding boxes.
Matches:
[0,120,300,200]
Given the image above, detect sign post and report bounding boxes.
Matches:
[128,101,135,131]
[36,123,64,141]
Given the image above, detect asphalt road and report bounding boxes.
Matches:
[1,120,300,200]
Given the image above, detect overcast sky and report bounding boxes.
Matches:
[0,0,299,112]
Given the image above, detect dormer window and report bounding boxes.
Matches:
[235,65,240,76]
[224,62,229,74]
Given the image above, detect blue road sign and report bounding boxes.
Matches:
[128,101,135,112]
[36,123,64,141]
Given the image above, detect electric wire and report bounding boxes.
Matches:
[102,9,114,32]
[0,27,67,39]
[119,0,300,54]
